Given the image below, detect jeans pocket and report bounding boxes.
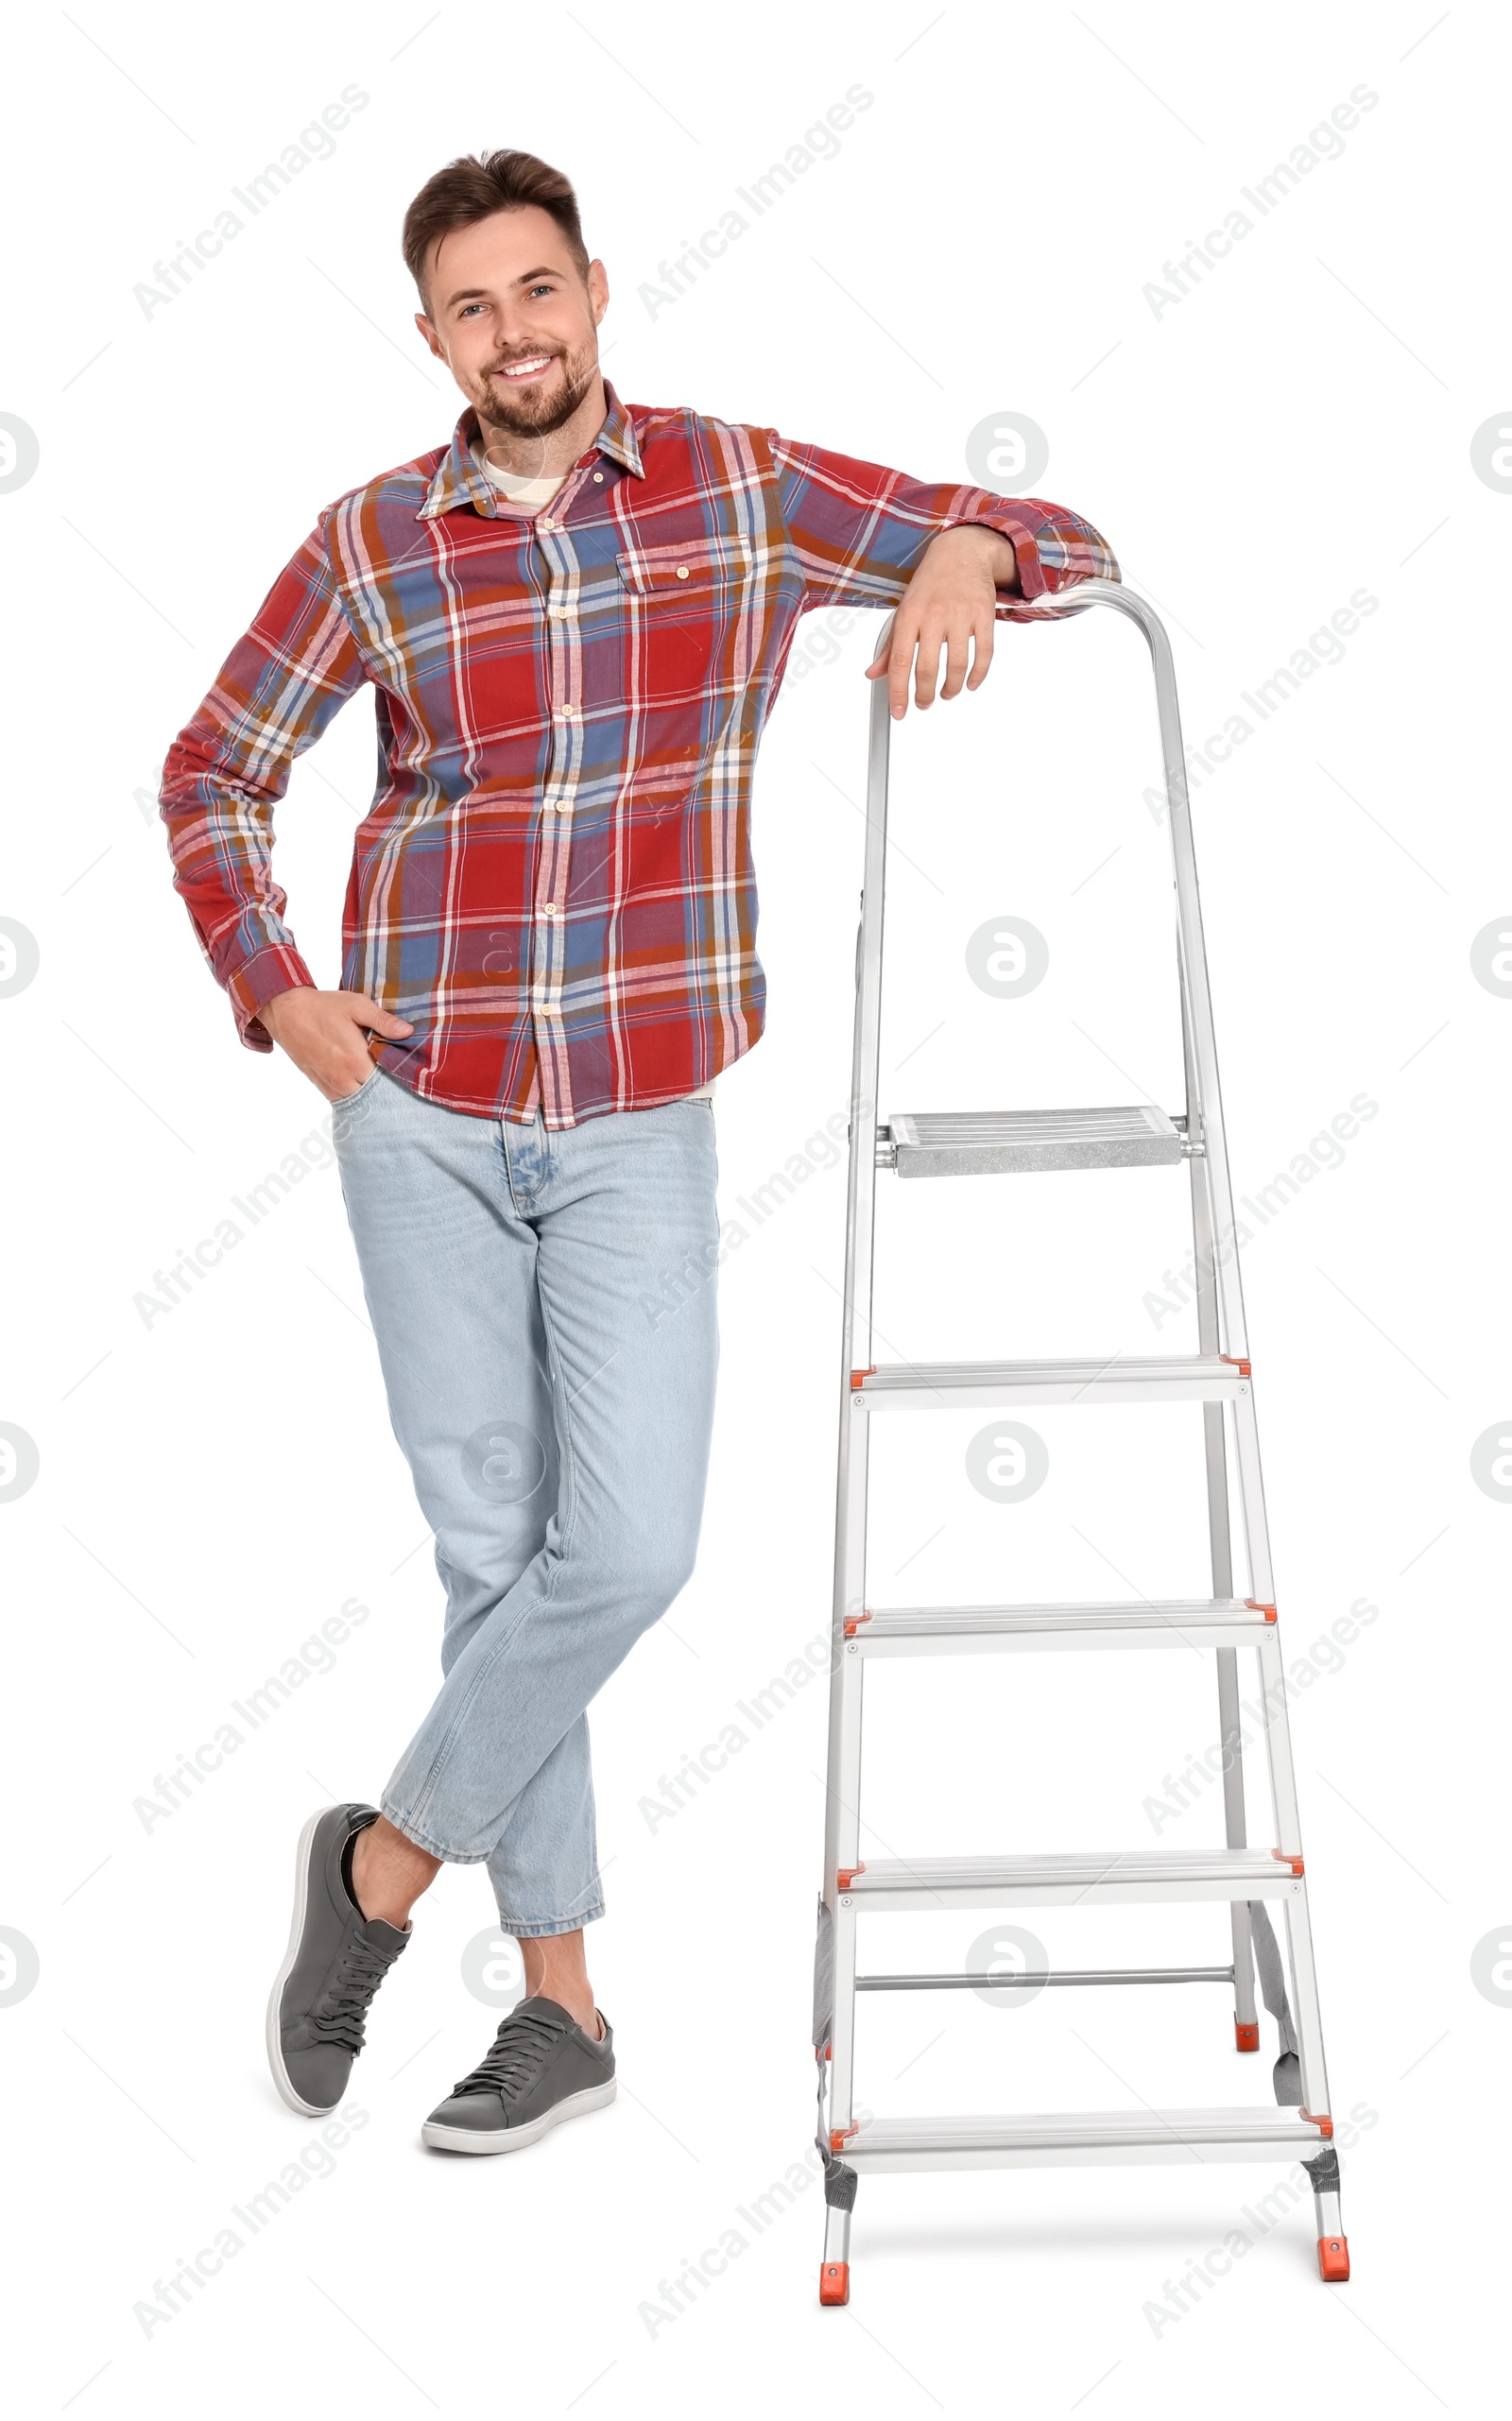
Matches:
[330,1065,381,1110]
[330,1068,388,1147]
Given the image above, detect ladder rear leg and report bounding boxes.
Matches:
[1197,1374,1258,2051]
[820,2193,853,2303]
[1305,2145,1349,2279]
[1228,1903,1259,2051]
[1188,1090,1260,2057]
[815,1892,861,2304]
[1216,1640,1260,2051]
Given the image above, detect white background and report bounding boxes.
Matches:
[1,2,1504,2412]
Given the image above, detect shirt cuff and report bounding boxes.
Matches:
[948,503,1120,622]
[226,945,316,1053]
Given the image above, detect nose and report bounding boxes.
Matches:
[492,308,549,357]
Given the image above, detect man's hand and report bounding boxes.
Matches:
[259,987,415,1102]
[865,524,1019,719]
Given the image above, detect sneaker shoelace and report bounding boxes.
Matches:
[307,1930,403,2053]
[452,2003,570,2103]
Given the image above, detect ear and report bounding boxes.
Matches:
[587,257,610,326]
[415,312,445,363]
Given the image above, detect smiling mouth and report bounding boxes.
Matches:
[493,354,557,382]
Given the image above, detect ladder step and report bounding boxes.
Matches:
[856,1965,1234,1991]
[851,1598,1274,1654]
[840,2107,1329,2172]
[885,1105,1184,1178]
[840,1848,1301,1909]
[852,1353,1249,1407]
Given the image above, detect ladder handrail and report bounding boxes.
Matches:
[822,653,893,1887]
[837,639,895,1390]
[1009,578,1250,1359]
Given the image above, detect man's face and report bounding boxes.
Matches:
[417,204,609,442]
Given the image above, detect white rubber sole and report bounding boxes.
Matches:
[265,1803,344,2118]
[421,2076,617,2155]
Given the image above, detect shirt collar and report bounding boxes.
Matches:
[419,378,643,520]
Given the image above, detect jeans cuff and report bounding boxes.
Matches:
[498,1902,606,1938]
[379,1799,490,1863]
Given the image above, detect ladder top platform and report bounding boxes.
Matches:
[886,1104,1184,1177]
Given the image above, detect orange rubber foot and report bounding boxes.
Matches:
[819,2261,850,2306]
[1318,2235,1350,2282]
[1235,2020,1261,2052]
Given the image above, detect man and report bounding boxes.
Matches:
[161,148,1118,2156]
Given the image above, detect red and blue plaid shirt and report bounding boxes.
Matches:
[161,384,1118,1125]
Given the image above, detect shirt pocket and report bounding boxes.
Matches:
[614,531,754,598]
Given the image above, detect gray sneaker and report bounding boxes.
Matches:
[421,1995,615,2155]
[266,1803,409,2116]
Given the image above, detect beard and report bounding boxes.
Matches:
[469,336,598,445]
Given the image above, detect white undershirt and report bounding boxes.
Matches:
[472,440,566,506]
[472,441,715,1106]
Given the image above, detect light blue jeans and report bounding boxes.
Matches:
[331,1070,720,1936]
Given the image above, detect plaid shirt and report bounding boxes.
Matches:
[161,383,1118,1125]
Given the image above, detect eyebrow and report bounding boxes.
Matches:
[443,266,562,308]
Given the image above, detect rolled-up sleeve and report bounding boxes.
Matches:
[159,517,366,1050]
[764,428,1119,621]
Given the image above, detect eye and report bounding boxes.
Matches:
[527,282,555,299]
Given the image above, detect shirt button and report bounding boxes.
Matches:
[539,518,558,533]
[541,903,558,917]
[676,565,690,579]
[558,703,576,717]
[593,472,604,483]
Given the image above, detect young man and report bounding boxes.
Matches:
[161,149,1118,2155]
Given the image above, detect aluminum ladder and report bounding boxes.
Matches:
[811,578,1348,2304]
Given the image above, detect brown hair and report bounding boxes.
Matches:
[403,149,590,310]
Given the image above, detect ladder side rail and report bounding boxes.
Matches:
[827,1901,861,2150]
[1185,1004,1259,2035]
[1255,1623,1305,1853]
[821,657,893,1897]
[1281,1888,1334,2121]
[818,652,894,2194]
[1016,581,1249,1358]
[841,629,895,1383]
[1143,592,1249,1360]
[1184,1006,1238,1595]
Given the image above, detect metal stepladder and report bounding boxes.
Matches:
[811,579,1349,2304]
